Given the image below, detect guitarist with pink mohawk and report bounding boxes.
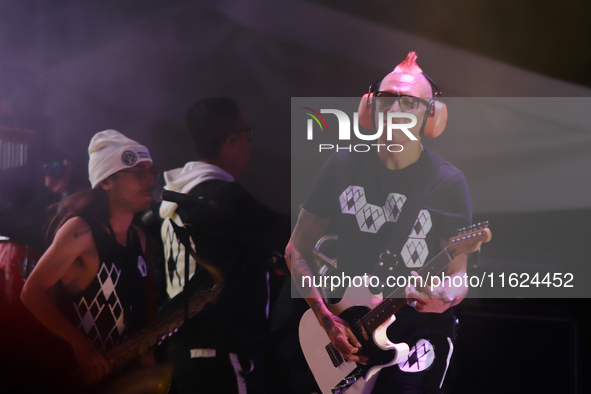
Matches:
[287,52,475,394]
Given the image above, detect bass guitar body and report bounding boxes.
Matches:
[299,223,492,394]
[299,285,409,394]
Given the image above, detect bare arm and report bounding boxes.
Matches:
[21,217,110,383]
[286,208,366,363]
[22,217,94,346]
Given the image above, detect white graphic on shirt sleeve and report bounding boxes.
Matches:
[401,209,432,268]
[73,262,125,350]
[398,338,435,373]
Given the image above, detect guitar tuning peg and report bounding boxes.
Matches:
[456,228,462,235]
[483,221,489,228]
[461,227,467,234]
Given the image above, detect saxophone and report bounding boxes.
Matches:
[99,246,225,394]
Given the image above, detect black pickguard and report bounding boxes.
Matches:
[338,305,399,370]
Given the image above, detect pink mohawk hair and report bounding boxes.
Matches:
[393,51,423,75]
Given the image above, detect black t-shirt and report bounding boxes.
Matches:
[303,148,472,336]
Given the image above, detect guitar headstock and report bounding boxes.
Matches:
[449,221,492,255]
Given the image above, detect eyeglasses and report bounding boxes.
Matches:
[118,165,159,180]
[232,128,255,141]
[375,92,430,112]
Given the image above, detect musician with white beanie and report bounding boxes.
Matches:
[22,129,159,389]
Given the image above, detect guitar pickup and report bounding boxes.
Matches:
[326,343,344,367]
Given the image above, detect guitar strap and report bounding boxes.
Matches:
[372,150,445,286]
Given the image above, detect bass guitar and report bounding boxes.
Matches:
[299,223,491,394]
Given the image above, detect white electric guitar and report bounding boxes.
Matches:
[299,223,491,394]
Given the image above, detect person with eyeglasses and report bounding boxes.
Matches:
[159,97,290,394]
[287,52,472,394]
[21,130,161,390]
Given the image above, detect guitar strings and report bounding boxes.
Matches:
[353,227,488,334]
[351,238,467,333]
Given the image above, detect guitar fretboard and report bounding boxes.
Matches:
[358,240,461,333]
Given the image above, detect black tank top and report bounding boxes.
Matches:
[56,214,147,351]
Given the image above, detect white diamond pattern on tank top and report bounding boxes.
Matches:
[138,256,147,277]
[73,262,126,350]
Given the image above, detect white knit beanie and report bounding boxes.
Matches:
[88,129,152,188]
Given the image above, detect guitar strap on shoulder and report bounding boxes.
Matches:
[372,150,445,286]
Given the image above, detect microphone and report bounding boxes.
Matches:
[161,190,219,209]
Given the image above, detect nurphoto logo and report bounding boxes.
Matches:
[303,107,418,152]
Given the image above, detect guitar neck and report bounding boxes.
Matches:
[359,223,491,334]
[361,245,455,333]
